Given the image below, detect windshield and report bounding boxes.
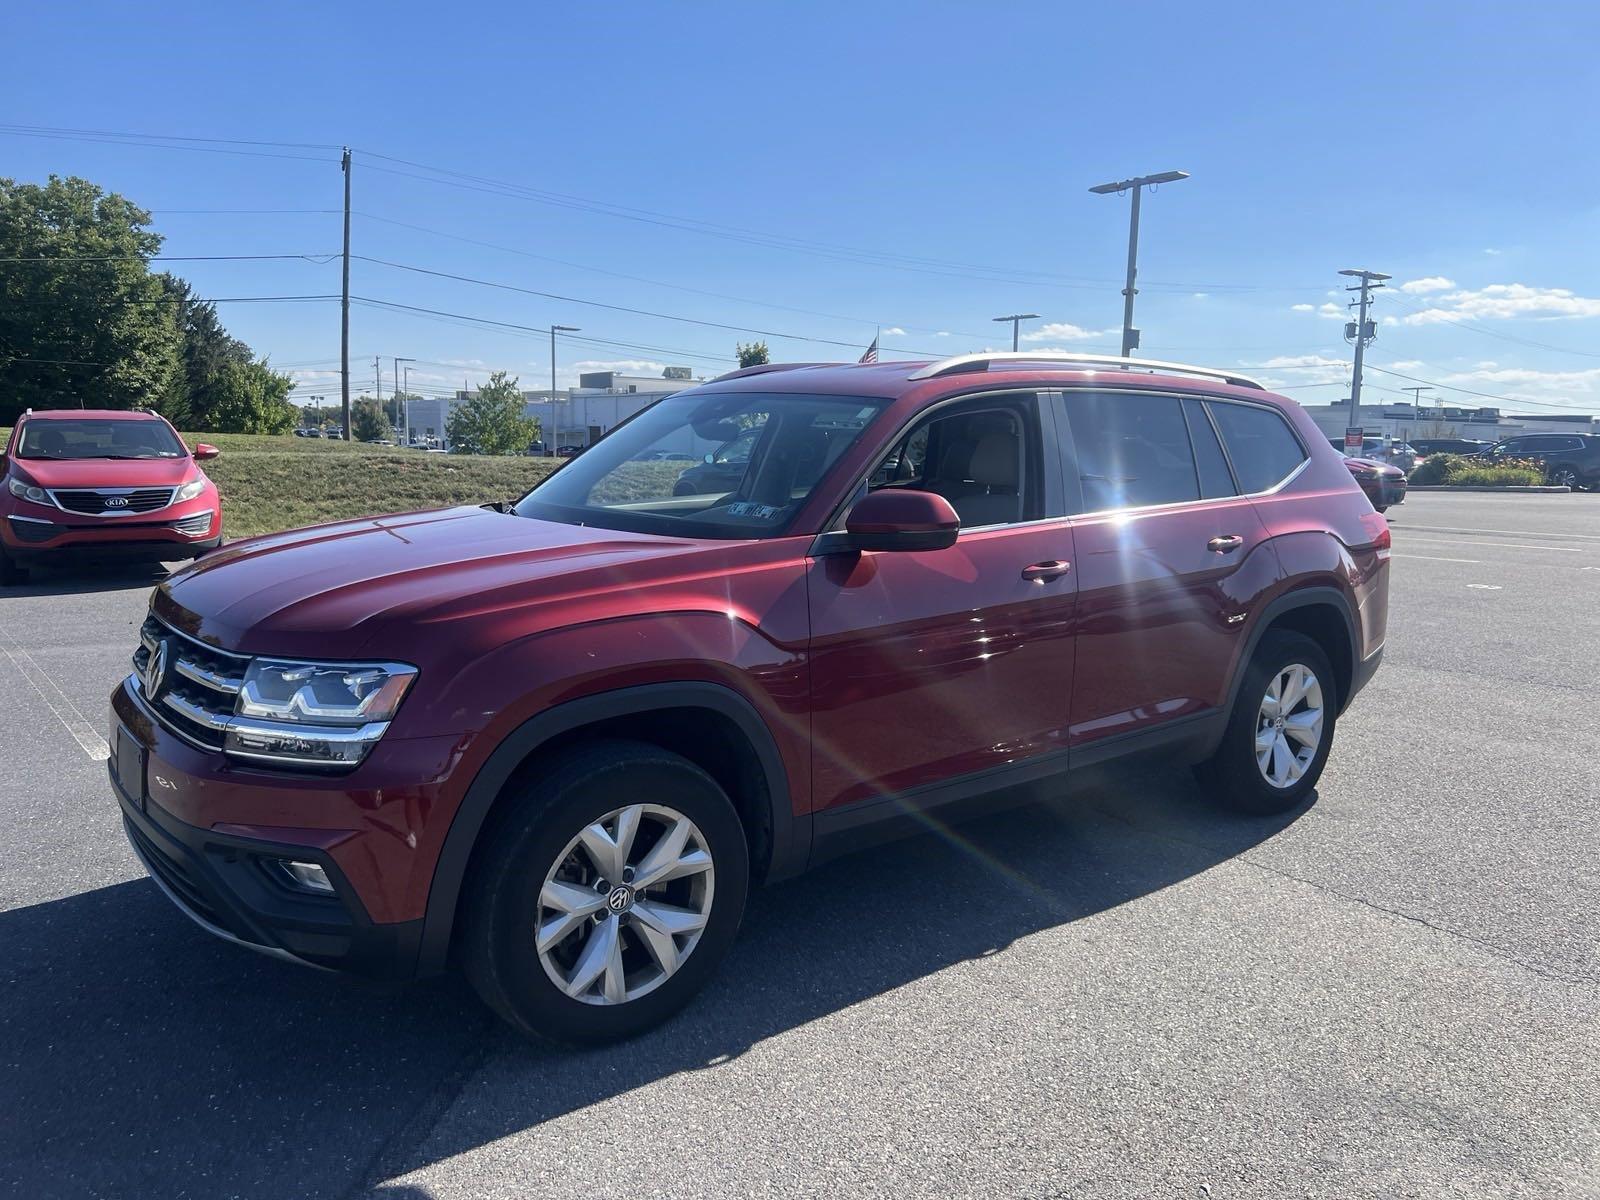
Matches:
[514,390,887,539]
[16,418,185,460]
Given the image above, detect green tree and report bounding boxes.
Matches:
[191,358,298,434]
[352,396,392,442]
[152,273,252,429]
[0,175,181,422]
[445,371,537,455]
[736,340,770,368]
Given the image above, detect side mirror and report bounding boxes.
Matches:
[844,489,960,553]
[193,443,220,461]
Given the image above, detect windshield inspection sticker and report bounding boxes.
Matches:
[724,502,783,520]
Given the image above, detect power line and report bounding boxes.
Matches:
[0,253,339,264]
[0,126,334,164]
[0,123,342,150]
[353,210,985,338]
[1364,363,1596,413]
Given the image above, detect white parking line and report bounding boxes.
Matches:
[1395,536,1583,553]
[1392,553,1482,564]
[0,633,110,761]
[1397,523,1600,544]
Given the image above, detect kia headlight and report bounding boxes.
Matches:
[225,659,418,768]
[174,477,208,502]
[7,476,47,504]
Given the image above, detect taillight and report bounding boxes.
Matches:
[1358,510,1391,552]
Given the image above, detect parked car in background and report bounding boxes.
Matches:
[671,424,760,495]
[1328,436,1416,473]
[110,352,1388,1044]
[1,409,222,583]
[1474,434,1600,489]
[1342,456,1406,512]
[556,444,585,458]
[1412,437,1490,457]
[526,440,546,456]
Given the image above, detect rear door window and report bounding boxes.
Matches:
[1182,398,1236,499]
[1062,392,1200,512]
[1206,402,1307,494]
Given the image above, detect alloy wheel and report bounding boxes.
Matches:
[1255,663,1324,789]
[536,803,715,1005]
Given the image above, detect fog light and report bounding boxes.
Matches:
[276,860,335,895]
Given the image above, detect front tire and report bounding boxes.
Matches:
[460,739,749,1044]
[1196,631,1336,816]
[1550,466,1579,489]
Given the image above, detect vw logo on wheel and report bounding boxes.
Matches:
[143,639,168,697]
[605,885,634,914]
[104,496,130,508]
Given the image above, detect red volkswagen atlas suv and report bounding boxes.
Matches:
[2,409,222,583]
[109,353,1389,1043]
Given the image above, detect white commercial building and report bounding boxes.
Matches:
[1296,400,1598,444]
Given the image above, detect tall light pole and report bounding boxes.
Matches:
[1339,268,1389,438]
[1089,170,1189,356]
[402,365,413,446]
[992,313,1040,352]
[392,356,414,431]
[550,324,580,457]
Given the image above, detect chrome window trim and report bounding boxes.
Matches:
[46,486,179,517]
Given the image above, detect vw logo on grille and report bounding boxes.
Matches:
[104,496,130,508]
[143,639,168,697]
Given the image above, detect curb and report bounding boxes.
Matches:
[1406,485,1570,493]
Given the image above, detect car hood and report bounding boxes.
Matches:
[8,456,198,489]
[154,506,725,656]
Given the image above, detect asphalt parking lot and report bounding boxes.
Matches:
[1,491,1596,1200]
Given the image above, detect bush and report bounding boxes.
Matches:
[1410,452,1544,487]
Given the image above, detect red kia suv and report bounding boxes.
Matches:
[2,409,222,583]
[108,354,1389,1043]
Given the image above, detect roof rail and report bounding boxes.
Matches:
[906,351,1264,390]
[711,362,826,383]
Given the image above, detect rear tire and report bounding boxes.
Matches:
[1196,630,1336,816]
[1373,505,1388,513]
[1550,466,1579,489]
[460,739,749,1044]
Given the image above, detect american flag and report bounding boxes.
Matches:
[858,336,879,364]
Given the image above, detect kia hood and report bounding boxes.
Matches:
[10,455,198,489]
[154,506,714,655]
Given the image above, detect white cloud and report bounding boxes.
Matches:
[1318,302,1344,320]
[1257,354,1346,369]
[934,331,951,338]
[1388,359,1425,369]
[882,326,906,337]
[1021,322,1119,343]
[1290,303,1315,312]
[569,359,670,375]
[1484,248,1502,256]
[1192,292,1209,300]
[1397,283,1600,325]
[1399,276,1455,294]
[1443,366,1600,392]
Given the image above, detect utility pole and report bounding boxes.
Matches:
[403,365,412,445]
[340,148,352,440]
[1339,268,1390,441]
[992,313,1040,352]
[393,356,414,429]
[550,324,580,457]
[1402,386,1433,405]
[1089,170,1189,356]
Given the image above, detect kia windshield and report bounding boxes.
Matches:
[16,419,186,460]
[513,390,886,538]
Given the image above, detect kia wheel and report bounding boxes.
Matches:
[1196,630,1336,816]
[461,739,749,1044]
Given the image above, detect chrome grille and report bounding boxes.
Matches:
[53,487,175,515]
[133,615,248,751]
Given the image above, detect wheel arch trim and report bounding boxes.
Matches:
[1227,585,1361,723]
[414,681,803,976]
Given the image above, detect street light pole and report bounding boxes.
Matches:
[1089,170,1189,357]
[550,324,580,457]
[402,365,413,446]
[392,356,414,433]
[992,313,1040,352]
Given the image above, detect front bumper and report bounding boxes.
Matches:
[3,500,221,561]
[109,717,425,979]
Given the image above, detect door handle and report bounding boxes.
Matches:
[1021,560,1072,582]
[1207,535,1245,553]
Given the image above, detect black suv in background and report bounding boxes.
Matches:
[1412,437,1490,456]
[1477,434,1600,490]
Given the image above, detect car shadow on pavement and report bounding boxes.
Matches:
[2,560,172,596]
[0,769,1310,1200]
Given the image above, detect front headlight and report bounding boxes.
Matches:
[174,477,207,502]
[6,476,47,504]
[224,659,417,768]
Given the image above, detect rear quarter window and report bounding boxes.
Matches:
[1207,402,1307,494]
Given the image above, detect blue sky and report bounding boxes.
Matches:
[6,1,1600,412]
